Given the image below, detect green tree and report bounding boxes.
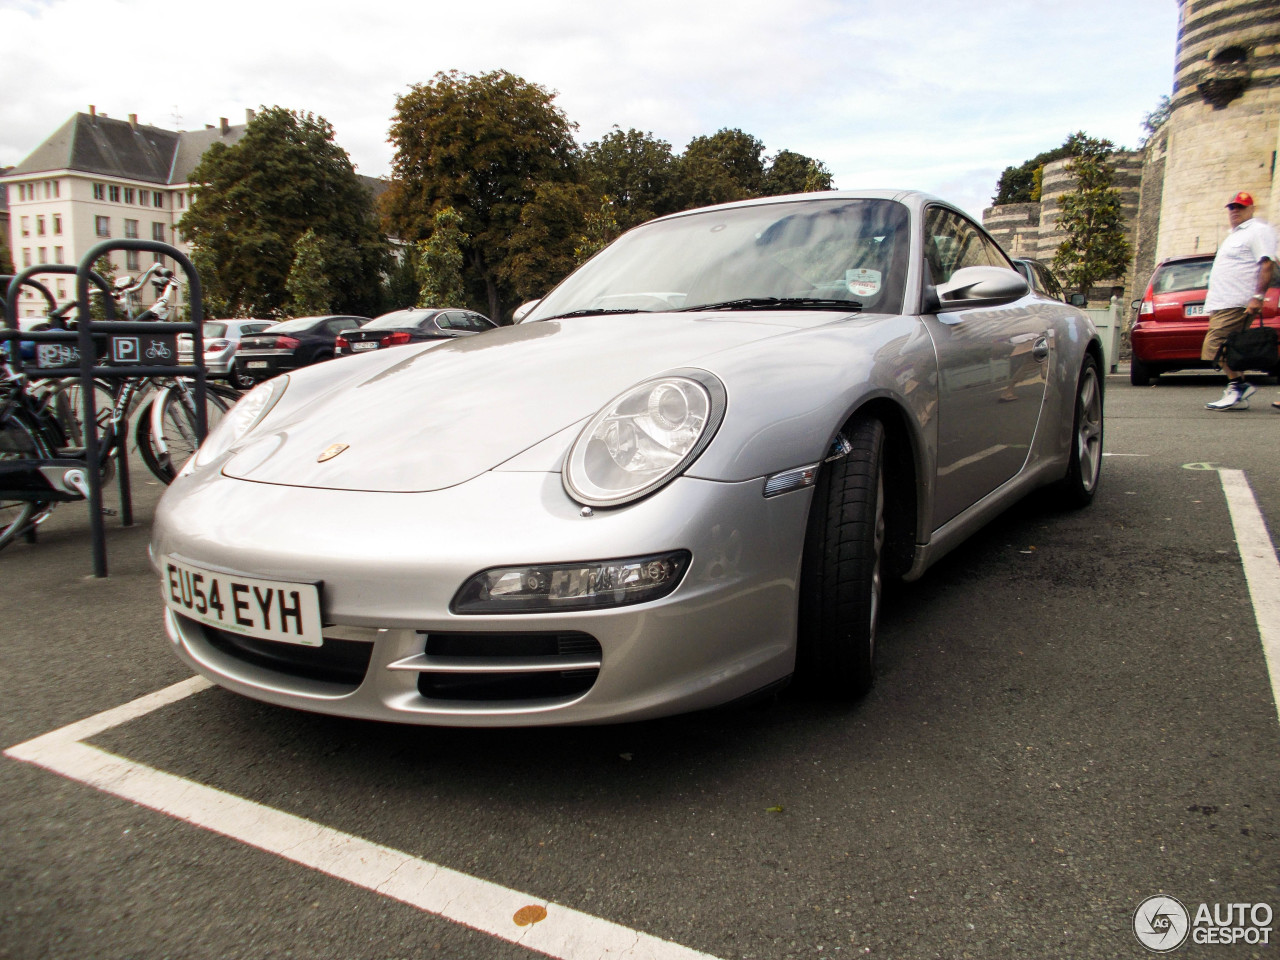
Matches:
[762,150,834,196]
[678,128,767,208]
[0,231,14,277]
[417,207,469,308]
[381,246,421,310]
[285,228,333,315]
[1140,95,1172,147]
[383,70,579,321]
[1051,135,1132,301]
[182,106,389,318]
[992,131,1091,205]
[502,182,598,304]
[575,196,621,264]
[580,128,679,230]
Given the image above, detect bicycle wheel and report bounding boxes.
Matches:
[0,412,54,550]
[37,377,116,448]
[136,384,232,483]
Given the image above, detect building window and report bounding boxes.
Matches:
[54,247,64,264]
[37,247,46,263]
[124,219,139,239]
[126,250,140,271]
[153,252,167,265]
[124,187,135,204]
[152,222,165,242]
[52,180,60,199]
[177,193,184,209]
[22,249,31,267]
[108,185,120,202]
[153,192,164,208]
[56,281,66,299]
[16,184,24,201]
[20,216,29,237]
[53,215,62,235]
[140,189,149,206]
[36,216,45,236]
[93,183,106,200]
[95,216,111,237]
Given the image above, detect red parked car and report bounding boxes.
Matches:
[1129,253,1280,385]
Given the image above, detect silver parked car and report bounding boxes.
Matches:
[153,190,1103,726]
[178,318,277,388]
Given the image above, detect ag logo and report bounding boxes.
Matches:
[1134,895,1190,952]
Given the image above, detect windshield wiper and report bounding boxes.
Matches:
[537,308,650,321]
[679,297,863,312]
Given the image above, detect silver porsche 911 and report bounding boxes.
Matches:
[152,190,1103,726]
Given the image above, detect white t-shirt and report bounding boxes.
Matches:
[1204,217,1278,312]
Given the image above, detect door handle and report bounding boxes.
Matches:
[1032,338,1049,362]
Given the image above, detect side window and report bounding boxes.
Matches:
[1036,263,1065,301]
[924,207,1010,285]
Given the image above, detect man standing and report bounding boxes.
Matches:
[1202,191,1277,410]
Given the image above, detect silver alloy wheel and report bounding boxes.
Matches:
[1076,363,1103,493]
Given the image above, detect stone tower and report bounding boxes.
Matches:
[1141,0,1280,270]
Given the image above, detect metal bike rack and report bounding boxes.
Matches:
[1,240,208,577]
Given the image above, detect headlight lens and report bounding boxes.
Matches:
[191,376,288,470]
[564,371,726,506]
[452,551,691,614]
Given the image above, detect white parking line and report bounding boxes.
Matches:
[1217,469,1280,723]
[5,679,721,960]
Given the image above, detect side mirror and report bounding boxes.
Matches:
[934,266,1029,307]
[1069,293,1088,308]
[512,299,541,324]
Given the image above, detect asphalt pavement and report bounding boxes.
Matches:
[3,367,1280,960]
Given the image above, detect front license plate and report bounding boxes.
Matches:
[352,341,378,351]
[1185,303,1205,317]
[162,556,323,647]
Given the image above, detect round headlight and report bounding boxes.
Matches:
[191,375,288,470]
[564,370,726,506]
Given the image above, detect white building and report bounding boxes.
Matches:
[2,107,251,319]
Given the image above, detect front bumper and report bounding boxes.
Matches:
[153,467,812,726]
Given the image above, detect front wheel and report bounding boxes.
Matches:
[135,384,233,483]
[1054,355,1104,508]
[796,415,886,698]
[0,412,55,550]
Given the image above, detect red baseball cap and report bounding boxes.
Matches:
[1226,191,1255,208]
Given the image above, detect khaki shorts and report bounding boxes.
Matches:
[1202,307,1250,363]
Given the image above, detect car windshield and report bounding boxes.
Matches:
[1153,261,1212,294]
[364,311,435,331]
[266,316,324,334]
[527,198,910,321]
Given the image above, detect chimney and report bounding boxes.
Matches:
[246,108,256,123]
[89,104,96,117]
[129,113,138,129]
[220,117,230,135]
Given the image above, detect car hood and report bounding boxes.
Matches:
[222,311,852,492]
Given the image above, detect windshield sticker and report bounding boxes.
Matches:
[845,268,882,297]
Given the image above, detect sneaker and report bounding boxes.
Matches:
[1206,381,1256,410]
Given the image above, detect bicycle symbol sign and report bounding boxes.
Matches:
[111,333,177,365]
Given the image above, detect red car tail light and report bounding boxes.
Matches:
[380,331,413,346]
[273,336,301,349]
[205,338,231,352]
[334,335,349,351]
[1138,300,1153,316]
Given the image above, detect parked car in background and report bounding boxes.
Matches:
[153,189,1105,728]
[179,319,277,389]
[334,308,496,356]
[1129,253,1280,385]
[236,314,369,385]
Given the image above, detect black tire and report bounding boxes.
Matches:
[39,377,116,448]
[1129,355,1152,387]
[1055,355,1104,509]
[796,415,886,698]
[0,412,53,551]
[136,386,232,484]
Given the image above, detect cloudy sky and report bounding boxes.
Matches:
[0,0,1179,219]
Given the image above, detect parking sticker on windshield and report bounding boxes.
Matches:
[846,268,881,297]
